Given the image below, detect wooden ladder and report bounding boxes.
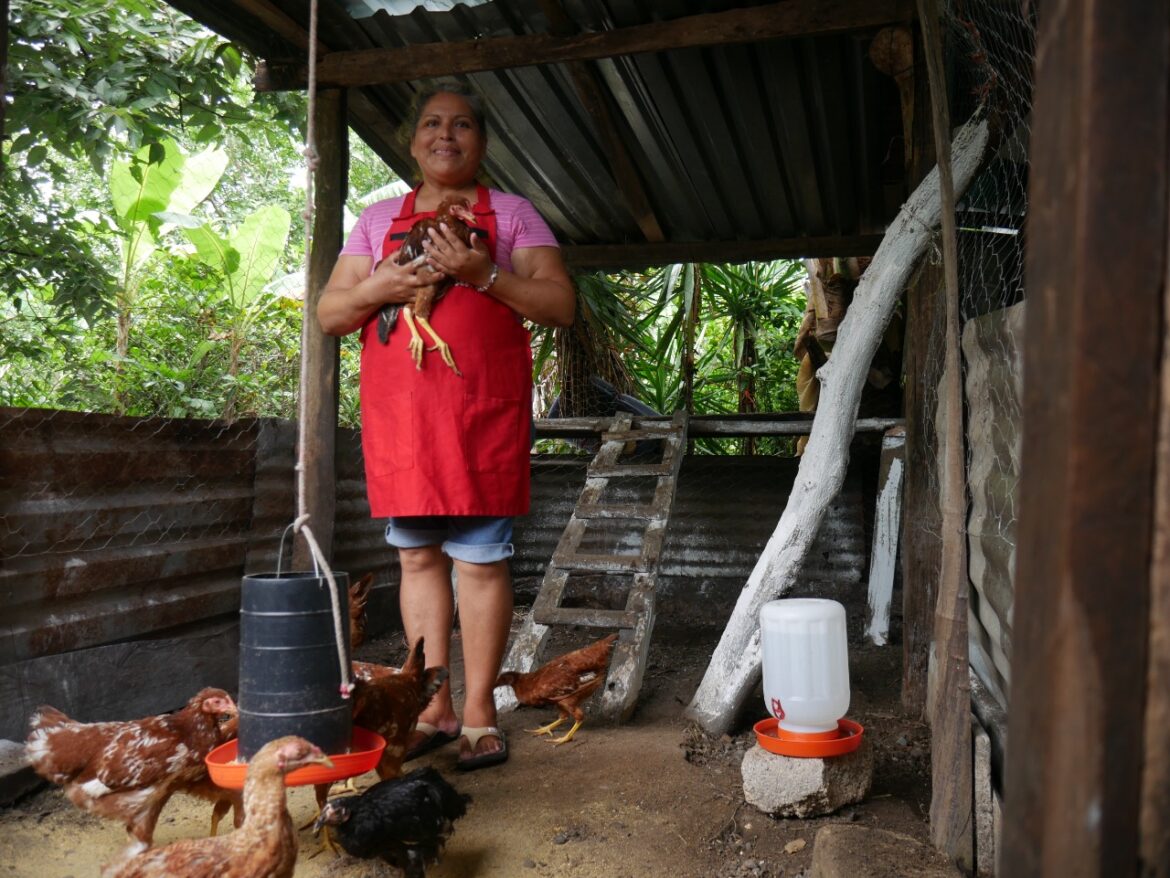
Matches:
[498,410,688,722]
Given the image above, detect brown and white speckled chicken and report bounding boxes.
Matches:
[105,736,331,878]
[26,688,240,864]
[376,195,477,374]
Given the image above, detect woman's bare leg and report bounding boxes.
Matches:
[452,558,512,758]
[398,545,460,740]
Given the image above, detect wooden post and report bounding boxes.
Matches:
[293,88,347,568]
[917,0,972,865]
[898,25,940,717]
[1001,0,1168,873]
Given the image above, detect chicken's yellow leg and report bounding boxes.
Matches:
[415,315,462,376]
[402,307,427,370]
[528,716,567,737]
[549,719,585,746]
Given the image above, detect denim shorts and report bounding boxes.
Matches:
[385,515,515,564]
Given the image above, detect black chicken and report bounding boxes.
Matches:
[312,766,471,877]
[376,195,477,376]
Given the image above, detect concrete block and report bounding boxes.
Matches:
[0,739,42,806]
[810,824,963,878]
[741,740,873,818]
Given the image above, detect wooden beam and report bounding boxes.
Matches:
[255,0,917,91]
[537,0,665,243]
[292,89,346,568]
[235,0,329,55]
[1001,0,1168,873]
[534,415,902,438]
[562,234,884,270]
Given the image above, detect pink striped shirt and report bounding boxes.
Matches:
[341,189,559,272]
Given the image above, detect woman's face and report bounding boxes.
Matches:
[409,92,486,188]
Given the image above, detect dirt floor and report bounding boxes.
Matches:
[0,620,945,878]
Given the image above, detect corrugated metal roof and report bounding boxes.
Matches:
[165,0,911,267]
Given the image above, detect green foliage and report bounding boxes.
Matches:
[3,0,303,320]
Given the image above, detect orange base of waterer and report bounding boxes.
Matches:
[205,726,386,790]
[753,718,864,758]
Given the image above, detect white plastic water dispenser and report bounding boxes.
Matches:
[760,598,850,735]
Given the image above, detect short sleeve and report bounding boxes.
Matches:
[510,198,560,250]
[340,198,404,263]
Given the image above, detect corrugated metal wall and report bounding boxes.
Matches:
[0,412,875,738]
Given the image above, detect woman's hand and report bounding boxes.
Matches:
[373,252,447,305]
[423,224,495,289]
[317,253,446,336]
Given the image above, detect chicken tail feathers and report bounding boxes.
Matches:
[377,304,401,344]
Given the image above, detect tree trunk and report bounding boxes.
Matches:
[683,115,989,736]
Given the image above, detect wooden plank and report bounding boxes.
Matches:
[575,504,657,520]
[864,426,905,645]
[530,606,640,629]
[256,0,916,91]
[1001,0,1168,872]
[550,553,645,573]
[529,567,569,622]
[1146,274,1170,874]
[292,88,345,568]
[597,576,658,722]
[563,235,885,271]
[917,0,972,863]
[589,463,674,478]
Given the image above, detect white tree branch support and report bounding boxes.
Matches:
[683,117,989,735]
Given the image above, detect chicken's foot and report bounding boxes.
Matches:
[549,719,585,745]
[415,315,462,376]
[528,717,567,737]
[402,307,427,371]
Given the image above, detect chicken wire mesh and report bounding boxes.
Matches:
[916,0,1037,711]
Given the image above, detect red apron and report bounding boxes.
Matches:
[358,184,532,518]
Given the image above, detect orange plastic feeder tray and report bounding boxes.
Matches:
[206,726,386,790]
[753,717,865,758]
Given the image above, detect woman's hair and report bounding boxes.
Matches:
[399,79,488,145]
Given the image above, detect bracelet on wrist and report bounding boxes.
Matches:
[472,263,500,293]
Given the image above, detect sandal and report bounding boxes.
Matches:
[405,721,461,762]
[456,726,508,772]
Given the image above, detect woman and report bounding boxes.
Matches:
[318,81,575,770]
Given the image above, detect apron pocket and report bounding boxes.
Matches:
[463,394,527,473]
[361,391,414,475]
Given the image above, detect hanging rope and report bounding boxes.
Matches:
[294,0,353,699]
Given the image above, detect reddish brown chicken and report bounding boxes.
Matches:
[311,636,446,828]
[26,688,240,864]
[348,572,375,652]
[105,736,332,878]
[495,633,619,745]
[376,195,477,375]
[352,636,447,781]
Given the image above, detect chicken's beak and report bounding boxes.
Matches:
[311,809,329,836]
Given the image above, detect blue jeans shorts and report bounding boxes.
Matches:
[385,515,515,564]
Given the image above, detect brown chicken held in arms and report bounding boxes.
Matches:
[105,736,332,878]
[26,688,240,866]
[495,633,619,745]
[376,195,477,375]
